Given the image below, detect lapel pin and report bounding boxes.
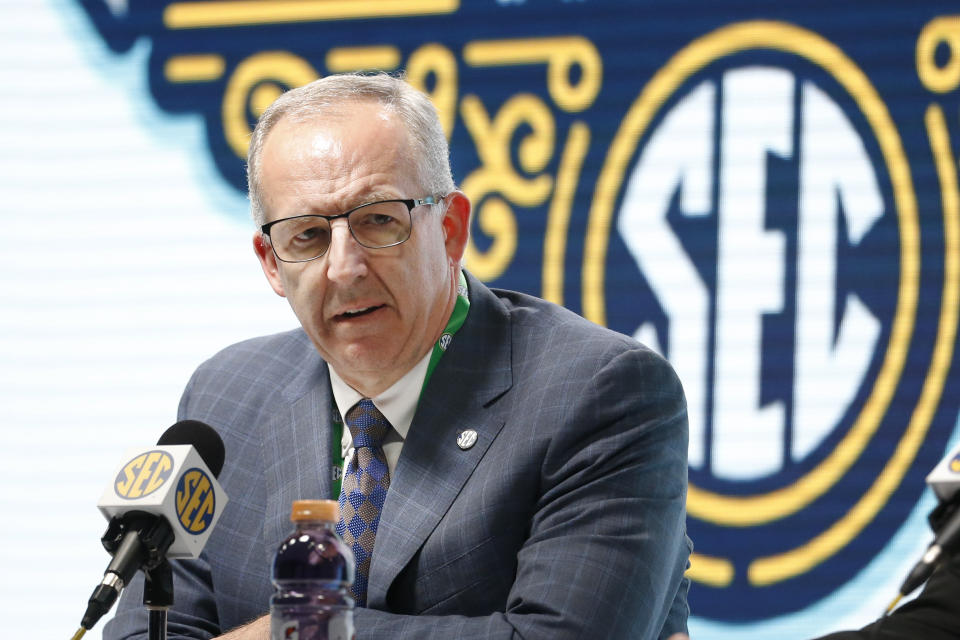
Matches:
[457,429,478,450]
[439,333,453,351]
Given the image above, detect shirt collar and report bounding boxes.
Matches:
[329,350,431,448]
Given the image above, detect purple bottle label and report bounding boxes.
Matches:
[270,607,353,640]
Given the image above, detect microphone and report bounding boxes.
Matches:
[896,441,960,600]
[77,420,228,632]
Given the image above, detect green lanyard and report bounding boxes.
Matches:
[329,271,471,497]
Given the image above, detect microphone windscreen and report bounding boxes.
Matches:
[157,420,225,478]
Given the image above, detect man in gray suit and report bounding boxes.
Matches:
[104,73,691,639]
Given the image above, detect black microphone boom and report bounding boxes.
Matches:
[898,504,960,597]
[894,441,960,601]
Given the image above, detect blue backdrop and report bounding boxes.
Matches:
[3,1,959,637]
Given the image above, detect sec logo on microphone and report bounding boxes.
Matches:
[175,468,217,534]
[114,450,174,499]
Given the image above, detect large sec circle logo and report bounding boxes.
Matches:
[584,21,959,619]
[175,468,217,535]
[114,450,174,499]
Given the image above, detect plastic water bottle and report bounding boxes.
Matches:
[271,499,356,640]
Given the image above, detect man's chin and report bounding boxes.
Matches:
[326,345,405,391]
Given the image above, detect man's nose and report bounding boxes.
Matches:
[324,221,368,283]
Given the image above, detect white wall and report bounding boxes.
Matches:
[0,2,294,637]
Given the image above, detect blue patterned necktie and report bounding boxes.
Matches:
[336,399,391,607]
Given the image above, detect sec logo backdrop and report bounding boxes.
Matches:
[583,21,960,619]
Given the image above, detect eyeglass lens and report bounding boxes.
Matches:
[269,200,412,262]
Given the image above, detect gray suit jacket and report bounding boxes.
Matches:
[104,274,691,639]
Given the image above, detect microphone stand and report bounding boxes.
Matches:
[144,561,173,640]
[100,513,176,640]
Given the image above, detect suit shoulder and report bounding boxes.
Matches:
[488,286,683,401]
[178,328,327,450]
[184,328,323,412]
[491,286,656,354]
[195,328,314,376]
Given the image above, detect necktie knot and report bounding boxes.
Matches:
[345,399,390,448]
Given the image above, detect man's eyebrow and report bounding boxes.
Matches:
[358,191,402,204]
[322,191,402,213]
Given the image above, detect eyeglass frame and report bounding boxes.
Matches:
[260,196,442,263]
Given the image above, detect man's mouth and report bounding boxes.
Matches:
[338,305,384,319]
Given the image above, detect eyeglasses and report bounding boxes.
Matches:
[261,197,440,263]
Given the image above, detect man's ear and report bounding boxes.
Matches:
[441,191,470,265]
[253,232,287,297]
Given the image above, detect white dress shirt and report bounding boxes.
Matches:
[329,351,432,476]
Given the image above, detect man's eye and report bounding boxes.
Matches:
[355,212,398,226]
[293,225,328,243]
[371,213,397,225]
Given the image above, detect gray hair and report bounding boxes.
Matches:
[246,72,455,227]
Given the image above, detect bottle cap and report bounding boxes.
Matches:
[290,499,339,523]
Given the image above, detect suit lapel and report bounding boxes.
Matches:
[367,275,513,608]
[260,350,336,567]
